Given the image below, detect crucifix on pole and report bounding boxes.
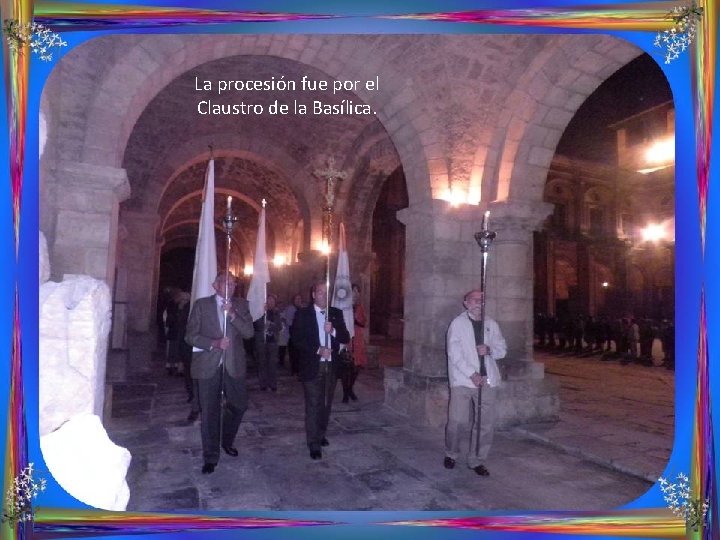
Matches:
[313,157,348,406]
[314,157,349,312]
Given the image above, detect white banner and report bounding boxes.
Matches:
[247,204,270,321]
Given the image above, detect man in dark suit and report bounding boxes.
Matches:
[185,272,255,474]
[291,281,350,460]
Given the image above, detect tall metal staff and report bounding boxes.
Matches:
[220,195,239,410]
[222,195,239,336]
[473,210,496,457]
[315,158,348,406]
[261,198,268,344]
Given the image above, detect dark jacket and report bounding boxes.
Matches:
[291,305,350,382]
[185,295,255,379]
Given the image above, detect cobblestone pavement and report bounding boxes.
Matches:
[516,350,674,482]
[105,334,672,512]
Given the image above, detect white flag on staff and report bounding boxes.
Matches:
[332,222,354,339]
[190,158,217,307]
[247,203,270,321]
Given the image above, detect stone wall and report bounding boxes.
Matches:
[39,274,112,435]
[39,232,131,511]
[46,161,130,288]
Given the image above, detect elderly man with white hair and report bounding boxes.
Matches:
[444,289,506,477]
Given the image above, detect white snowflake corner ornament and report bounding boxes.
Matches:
[3,19,67,62]
[653,3,703,64]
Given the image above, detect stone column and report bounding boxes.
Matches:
[384,198,560,427]
[385,199,494,426]
[50,161,130,290]
[486,200,553,361]
[117,210,161,332]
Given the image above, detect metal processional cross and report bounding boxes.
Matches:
[314,157,349,407]
[315,157,349,210]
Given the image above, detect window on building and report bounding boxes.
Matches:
[553,203,567,230]
[589,206,604,235]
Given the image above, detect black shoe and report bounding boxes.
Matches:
[222,445,239,457]
[473,464,490,476]
[186,395,194,403]
[443,456,455,469]
[349,391,358,401]
[187,410,199,423]
[321,438,329,447]
[270,387,277,392]
[260,386,267,391]
[310,450,322,460]
[342,396,349,403]
[201,463,216,474]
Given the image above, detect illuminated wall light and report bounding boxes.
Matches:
[243,265,253,276]
[640,223,667,242]
[442,187,467,207]
[437,186,479,206]
[273,254,287,266]
[601,282,609,288]
[316,241,330,255]
[644,137,674,165]
[466,187,481,206]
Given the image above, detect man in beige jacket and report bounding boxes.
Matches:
[444,289,506,476]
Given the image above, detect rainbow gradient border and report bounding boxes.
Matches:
[1,1,716,539]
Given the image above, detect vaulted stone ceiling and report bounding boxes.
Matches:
[41,33,643,314]
[121,53,395,262]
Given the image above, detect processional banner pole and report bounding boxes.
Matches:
[473,210,496,457]
[220,193,239,408]
[222,195,239,337]
[315,158,348,407]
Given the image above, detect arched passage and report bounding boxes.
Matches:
[41,33,647,427]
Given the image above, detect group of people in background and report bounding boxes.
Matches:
[533,312,675,370]
[156,276,369,472]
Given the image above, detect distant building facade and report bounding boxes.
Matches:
[534,101,675,320]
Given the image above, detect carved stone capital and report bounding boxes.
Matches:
[54,160,131,202]
[486,199,554,233]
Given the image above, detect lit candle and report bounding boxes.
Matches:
[482,210,490,231]
[227,195,232,210]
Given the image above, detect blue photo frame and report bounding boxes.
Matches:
[1,1,715,538]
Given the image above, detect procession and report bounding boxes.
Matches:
[37,34,675,511]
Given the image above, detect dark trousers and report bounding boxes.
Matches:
[182,353,194,398]
[302,368,337,451]
[289,340,300,375]
[255,339,278,389]
[197,367,248,464]
[339,363,359,398]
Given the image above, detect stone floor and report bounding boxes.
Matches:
[104,334,674,512]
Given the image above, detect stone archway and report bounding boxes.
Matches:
[41,33,645,426]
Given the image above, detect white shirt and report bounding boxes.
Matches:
[447,312,506,388]
[314,304,329,348]
[215,294,226,329]
[191,295,230,358]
